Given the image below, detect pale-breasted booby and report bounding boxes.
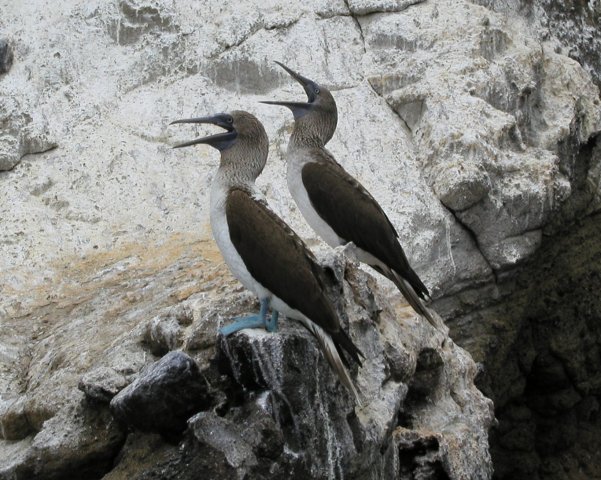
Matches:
[262,63,439,329]
[170,110,363,400]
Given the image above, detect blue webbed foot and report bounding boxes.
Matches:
[219,314,265,336]
[219,298,279,336]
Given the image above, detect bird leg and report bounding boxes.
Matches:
[265,310,279,333]
[219,298,279,336]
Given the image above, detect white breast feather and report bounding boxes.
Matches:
[210,174,316,321]
[210,172,360,400]
[210,177,269,299]
[286,149,344,248]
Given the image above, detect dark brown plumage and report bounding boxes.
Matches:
[262,63,440,330]
[171,110,364,401]
[225,186,363,367]
[301,153,430,300]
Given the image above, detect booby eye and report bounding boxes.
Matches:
[226,116,233,124]
[314,88,320,94]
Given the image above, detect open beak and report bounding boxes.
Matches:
[170,114,236,149]
[260,61,317,110]
[275,61,313,87]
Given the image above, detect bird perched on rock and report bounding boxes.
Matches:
[170,110,363,401]
[262,62,439,330]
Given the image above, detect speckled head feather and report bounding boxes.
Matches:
[261,62,338,148]
[221,110,269,183]
[171,110,269,184]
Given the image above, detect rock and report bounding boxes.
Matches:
[454,212,601,479]
[78,367,130,403]
[106,0,176,45]
[1,0,600,478]
[347,0,425,15]
[0,134,22,171]
[497,421,536,452]
[106,253,497,479]
[474,0,601,89]
[0,97,57,171]
[105,393,286,479]
[0,400,125,480]
[188,412,258,471]
[362,0,600,273]
[233,396,285,460]
[0,397,32,441]
[383,340,414,383]
[143,304,196,354]
[404,348,444,400]
[431,159,491,211]
[389,428,449,479]
[143,314,185,355]
[484,230,542,271]
[206,257,494,480]
[102,431,240,480]
[3,247,491,480]
[0,38,13,74]
[110,351,212,439]
[0,238,229,477]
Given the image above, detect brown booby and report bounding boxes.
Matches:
[170,110,363,400]
[262,63,439,329]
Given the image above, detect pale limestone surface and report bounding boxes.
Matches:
[0,0,599,478]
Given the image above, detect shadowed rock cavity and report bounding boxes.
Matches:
[487,211,601,480]
[442,134,601,480]
[0,38,13,74]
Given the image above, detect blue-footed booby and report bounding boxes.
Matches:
[262,63,439,330]
[170,110,363,400]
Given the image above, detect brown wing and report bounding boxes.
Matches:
[226,187,341,332]
[226,188,362,365]
[302,153,429,299]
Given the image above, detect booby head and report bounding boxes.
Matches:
[261,62,338,146]
[170,112,237,151]
[170,110,268,179]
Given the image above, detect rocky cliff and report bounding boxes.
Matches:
[0,0,599,479]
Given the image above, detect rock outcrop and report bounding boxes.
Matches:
[0,0,599,478]
[0,244,494,479]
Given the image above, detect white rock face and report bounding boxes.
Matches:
[0,0,599,478]
[364,1,600,271]
[1,0,598,299]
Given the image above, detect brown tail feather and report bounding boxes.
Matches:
[332,329,364,367]
[301,319,362,406]
[388,269,442,332]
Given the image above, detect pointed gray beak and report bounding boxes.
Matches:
[260,100,312,109]
[170,114,236,150]
[260,61,320,111]
[274,61,314,92]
